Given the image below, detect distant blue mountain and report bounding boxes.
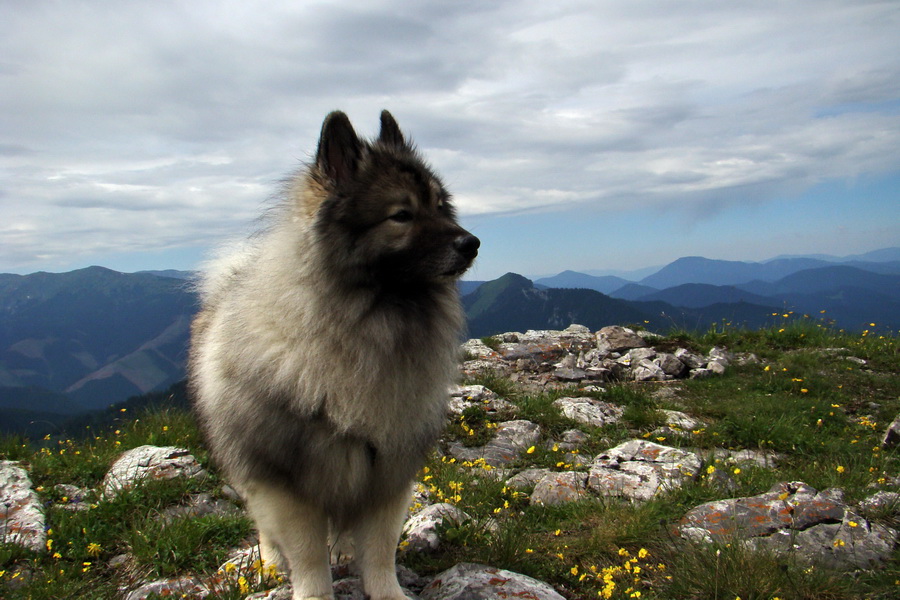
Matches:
[533,270,631,294]
[737,265,900,299]
[635,284,778,309]
[765,247,900,263]
[608,283,659,301]
[137,269,195,280]
[3,247,897,432]
[638,255,900,289]
[0,266,197,413]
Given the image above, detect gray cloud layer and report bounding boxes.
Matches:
[1,0,898,271]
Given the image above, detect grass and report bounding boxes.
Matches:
[2,320,898,599]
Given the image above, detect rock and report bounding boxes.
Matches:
[587,440,701,501]
[421,563,565,600]
[733,352,760,366]
[460,339,499,359]
[553,397,623,427]
[505,468,552,491]
[247,566,423,600]
[124,576,209,600]
[674,348,706,369]
[708,346,733,366]
[555,428,589,451]
[881,413,900,448]
[246,586,293,600]
[217,544,264,577]
[557,353,577,369]
[102,445,206,498]
[596,326,648,354]
[689,368,714,379]
[677,481,899,570]
[450,384,497,404]
[448,385,517,416]
[621,347,657,364]
[655,352,688,377]
[460,358,508,378]
[159,492,241,523]
[552,366,589,381]
[402,503,471,552]
[704,448,780,469]
[530,472,588,506]
[858,491,900,517]
[447,420,541,467]
[707,360,727,375]
[0,461,46,553]
[52,483,93,511]
[495,328,594,366]
[632,358,668,381]
[659,410,703,431]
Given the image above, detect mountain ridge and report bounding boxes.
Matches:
[1,248,896,428]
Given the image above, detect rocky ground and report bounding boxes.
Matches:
[2,325,899,599]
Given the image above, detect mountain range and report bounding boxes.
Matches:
[1,247,897,435]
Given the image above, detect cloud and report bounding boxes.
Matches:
[0,0,898,272]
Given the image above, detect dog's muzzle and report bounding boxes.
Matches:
[454,233,480,262]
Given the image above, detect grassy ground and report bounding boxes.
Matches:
[1,317,898,599]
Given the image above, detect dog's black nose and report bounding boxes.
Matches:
[454,234,480,260]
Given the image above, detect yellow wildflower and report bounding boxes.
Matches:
[238,576,250,594]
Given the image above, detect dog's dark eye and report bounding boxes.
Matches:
[389,209,414,223]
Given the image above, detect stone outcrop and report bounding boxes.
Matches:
[462,324,756,389]
[102,445,207,497]
[402,503,471,552]
[0,461,46,553]
[447,420,541,467]
[552,396,623,427]
[677,481,899,570]
[587,440,702,501]
[530,471,588,506]
[421,563,566,600]
[881,413,900,448]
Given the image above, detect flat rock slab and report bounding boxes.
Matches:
[881,413,900,448]
[123,576,209,600]
[0,461,46,553]
[553,397,623,427]
[506,468,552,491]
[421,562,565,600]
[102,445,206,498]
[531,471,588,506]
[588,440,701,501]
[402,503,471,552]
[448,385,517,416]
[677,481,899,570]
[596,326,648,354]
[448,420,541,467]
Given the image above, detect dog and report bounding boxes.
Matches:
[189,110,479,600]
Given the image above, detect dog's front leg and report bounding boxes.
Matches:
[244,482,334,600]
[352,485,413,600]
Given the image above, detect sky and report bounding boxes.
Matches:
[2,0,899,281]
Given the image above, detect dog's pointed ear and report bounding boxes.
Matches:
[316,111,362,184]
[378,110,404,147]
